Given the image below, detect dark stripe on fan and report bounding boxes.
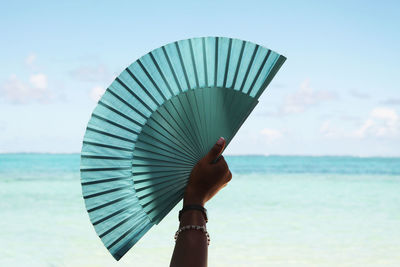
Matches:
[83,186,130,200]
[140,126,198,163]
[155,108,199,155]
[214,37,218,87]
[112,220,152,260]
[247,50,272,96]
[98,101,143,128]
[135,172,189,194]
[81,175,132,186]
[161,46,183,92]
[142,180,187,210]
[132,168,189,176]
[106,215,148,250]
[115,77,153,112]
[148,111,199,160]
[239,45,260,92]
[223,38,233,88]
[151,191,184,224]
[99,209,144,238]
[125,67,162,106]
[92,205,131,225]
[175,42,191,90]
[86,127,136,144]
[132,159,193,168]
[202,38,208,88]
[91,114,139,136]
[140,180,187,208]
[81,155,132,161]
[107,88,147,118]
[81,167,131,172]
[149,52,175,97]
[82,141,132,152]
[137,60,168,101]
[83,140,132,152]
[133,145,194,166]
[231,40,246,89]
[181,93,206,154]
[188,39,199,88]
[254,55,287,99]
[168,99,202,154]
[87,195,131,213]
[132,168,191,183]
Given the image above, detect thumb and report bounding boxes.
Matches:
[204,137,226,163]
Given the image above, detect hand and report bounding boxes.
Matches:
[183,137,232,206]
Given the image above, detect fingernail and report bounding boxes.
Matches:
[216,137,225,146]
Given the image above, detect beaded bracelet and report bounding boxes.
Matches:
[174,225,210,245]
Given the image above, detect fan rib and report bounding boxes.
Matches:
[115,77,154,112]
[202,38,208,87]
[125,68,162,107]
[149,111,200,160]
[161,46,183,92]
[214,37,218,87]
[149,52,175,97]
[83,186,130,200]
[247,50,272,97]
[222,38,233,88]
[92,205,132,226]
[87,195,131,213]
[137,60,168,102]
[107,89,148,119]
[81,175,132,186]
[231,40,246,89]
[134,141,194,165]
[86,127,136,144]
[156,107,200,156]
[188,39,200,88]
[91,114,139,136]
[99,209,144,238]
[174,42,191,90]
[143,123,198,163]
[98,101,143,128]
[167,100,203,155]
[255,55,286,99]
[106,217,149,251]
[132,168,191,184]
[82,141,132,152]
[81,155,131,161]
[239,45,260,92]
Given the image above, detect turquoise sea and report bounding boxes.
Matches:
[1,154,399,266]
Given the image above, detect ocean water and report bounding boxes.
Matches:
[0,154,399,267]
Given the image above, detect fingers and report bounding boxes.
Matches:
[214,157,232,183]
[204,137,226,163]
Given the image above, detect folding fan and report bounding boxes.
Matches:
[80,37,286,260]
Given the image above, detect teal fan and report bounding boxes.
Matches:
[80,37,286,260]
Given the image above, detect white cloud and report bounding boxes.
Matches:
[282,79,337,114]
[260,128,282,142]
[0,74,50,104]
[90,86,106,102]
[354,107,399,138]
[29,73,47,90]
[25,53,37,66]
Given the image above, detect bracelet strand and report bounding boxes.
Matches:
[174,225,210,245]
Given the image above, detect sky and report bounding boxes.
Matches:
[0,0,399,156]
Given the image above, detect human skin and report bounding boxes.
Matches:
[170,137,232,267]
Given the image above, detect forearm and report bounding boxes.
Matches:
[169,210,208,267]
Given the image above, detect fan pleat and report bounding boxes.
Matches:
[81,36,286,260]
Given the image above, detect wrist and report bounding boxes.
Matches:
[183,187,206,206]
